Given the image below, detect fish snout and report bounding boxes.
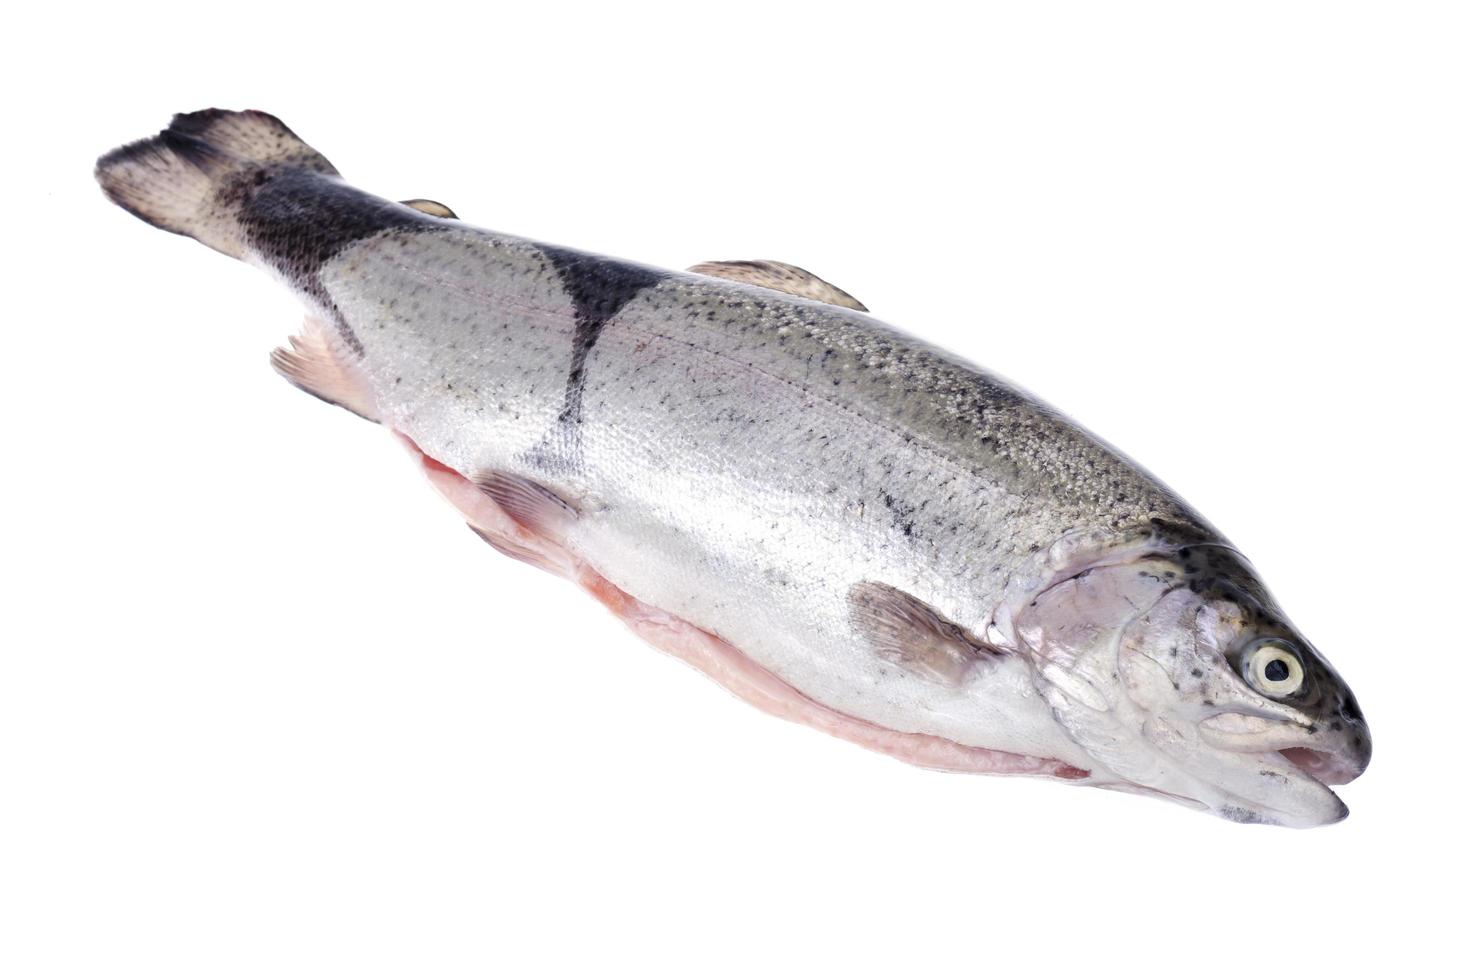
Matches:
[1291,698,1372,786]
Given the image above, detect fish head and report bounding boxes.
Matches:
[1013,541,1371,827]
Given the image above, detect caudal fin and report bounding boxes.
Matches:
[95,109,338,258]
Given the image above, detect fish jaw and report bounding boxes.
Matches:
[1040,658,1356,828]
[1141,712,1355,827]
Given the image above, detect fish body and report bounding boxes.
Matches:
[98,110,1371,825]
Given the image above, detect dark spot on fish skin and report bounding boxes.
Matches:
[1190,667,1204,678]
[879,491,920,540]
[1167,543,1275,607]
[1219,806,1270,825]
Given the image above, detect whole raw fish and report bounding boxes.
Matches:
[97,110,1371,826]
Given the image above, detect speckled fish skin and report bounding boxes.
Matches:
[97,110,1372,827]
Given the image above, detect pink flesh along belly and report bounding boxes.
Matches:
[402,433,1088,781]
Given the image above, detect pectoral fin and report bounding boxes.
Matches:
[688,260,867,311]
[848,582,1006,685]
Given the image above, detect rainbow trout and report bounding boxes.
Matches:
[96,109,1371,826]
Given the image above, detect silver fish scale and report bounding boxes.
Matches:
[322,226,1215,764]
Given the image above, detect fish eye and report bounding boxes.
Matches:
[1245,642,1305,698]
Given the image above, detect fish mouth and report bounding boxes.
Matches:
[1196,711,1370,824]
[1200,711,1369,775]
[1278,746,1364,787]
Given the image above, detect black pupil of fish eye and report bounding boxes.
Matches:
[1264,658,1291,683]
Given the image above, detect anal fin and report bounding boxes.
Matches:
[688,259,868,311]
[271,318,379,422]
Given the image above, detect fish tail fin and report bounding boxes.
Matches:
[95,109,338,258]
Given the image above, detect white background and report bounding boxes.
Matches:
[3,3,1475,977]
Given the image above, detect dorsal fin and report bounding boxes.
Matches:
[688,259,867,311]
[400,198,458,219]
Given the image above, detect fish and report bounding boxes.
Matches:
[96,109,1371,827]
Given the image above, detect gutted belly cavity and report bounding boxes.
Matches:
[400,433,1088,781]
